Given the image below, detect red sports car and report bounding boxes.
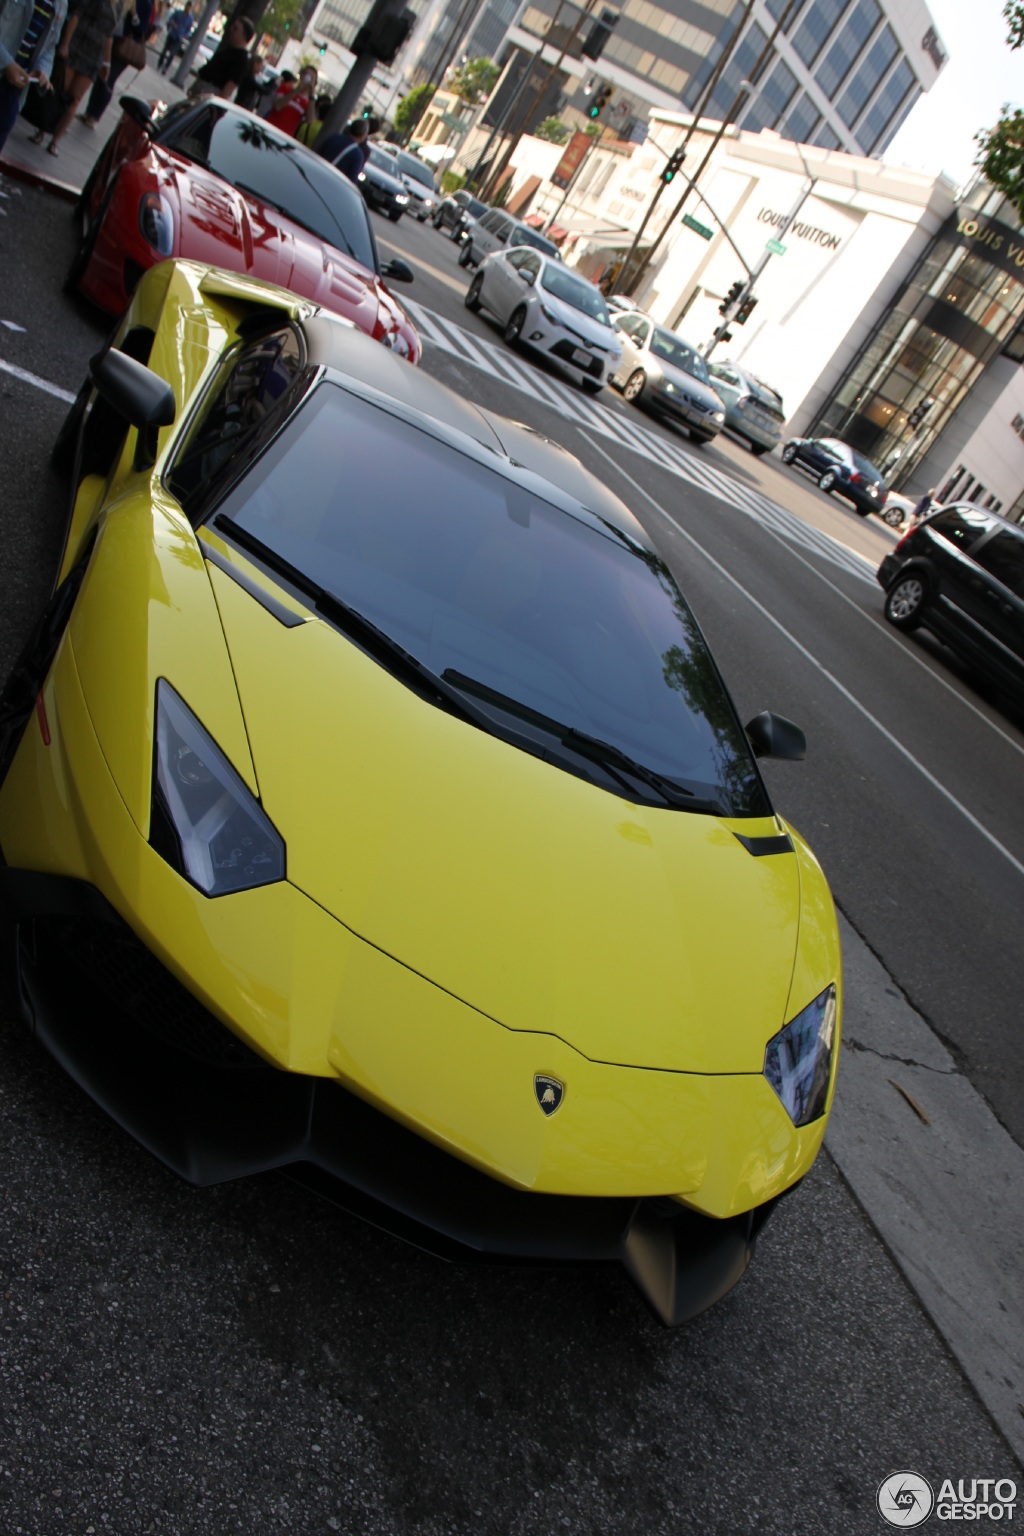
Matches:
[67,96,421,363]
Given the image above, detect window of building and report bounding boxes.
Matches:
[855,59,915,153]
[792,0,852,68]
[812,121,841,150]
[780,91,821,143]
[814,0,880,98]
[835,24,897,126]
[739,58,798,130]
[702,22,768,121]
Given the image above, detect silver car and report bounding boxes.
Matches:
[465,247,622,393]
[707,360,786,456]
[611,312,725,443]
[376,147,439,220]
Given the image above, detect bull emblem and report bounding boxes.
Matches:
[534,1074,564,1115]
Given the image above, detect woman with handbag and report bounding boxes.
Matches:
[29,0,129,153]
[78,0,148,126]
[0,0,69,151]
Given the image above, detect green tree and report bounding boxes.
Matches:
[534,116,570,144]
[448,57,498,104]
[975,4,1024,217]
[261,0,305,45]
[395,83,434,137]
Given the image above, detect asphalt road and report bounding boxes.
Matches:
[0,175,1020,1534]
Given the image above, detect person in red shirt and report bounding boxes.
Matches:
[265,62,315,135]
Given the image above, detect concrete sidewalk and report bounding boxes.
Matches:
[0,47,186,200]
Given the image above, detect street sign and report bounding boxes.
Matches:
[682,213,713,240]
[765,238,787,255]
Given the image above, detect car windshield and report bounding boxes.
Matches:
[161,108,377,272]
[395,152,436,190]
[367,148,398,174]
[650,330,709,382]
[217,384,768,816]
[463,196,487,217]
[540,264,611,323]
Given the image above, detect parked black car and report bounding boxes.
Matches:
[433,188,487,241]
[781,436,888,516]
[357,148,410,222]
[877,504,1024,704]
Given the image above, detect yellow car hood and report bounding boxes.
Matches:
[210,563,806,1075]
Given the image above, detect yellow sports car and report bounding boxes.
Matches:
[0,261,841,1324]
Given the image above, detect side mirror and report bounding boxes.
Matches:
[380,257,414,285]
[521,269,536,285]
[89,347,176,471]
[744,711,806,761]
[119,95,154,131]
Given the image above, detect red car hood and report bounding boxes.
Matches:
[157,152,390,343]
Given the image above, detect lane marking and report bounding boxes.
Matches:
[0,357,75,403]
[581,430,1024,878]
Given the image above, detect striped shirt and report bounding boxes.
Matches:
[15,0,56,66]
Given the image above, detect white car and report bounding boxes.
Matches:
[465,247,622,393]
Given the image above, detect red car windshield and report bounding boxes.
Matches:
[160,106,377,273]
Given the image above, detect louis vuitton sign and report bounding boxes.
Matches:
[950,208,1024,281]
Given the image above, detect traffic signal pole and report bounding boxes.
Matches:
[702,172,815,359]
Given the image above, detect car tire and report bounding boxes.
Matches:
[65,179,115,295]
[388,208,403,222]
[750,443,769,457]
[580,378,602,395]
[818,469,837,493]
[884,571,929,631]
[464,273,484,313]
[623,369,646,403]
[781,443,797,464]
[882,505,905,528]
[689,430,713,445]
[505,306,527,347]
[432,211,444,228]
[458,243,474,268]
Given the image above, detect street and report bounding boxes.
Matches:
[0,170,1021,1534]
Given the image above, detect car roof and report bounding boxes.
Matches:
[302,313,656,548]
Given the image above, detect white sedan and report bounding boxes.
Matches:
[465,247,622,393]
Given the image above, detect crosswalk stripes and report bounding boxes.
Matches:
[403,298,877,587]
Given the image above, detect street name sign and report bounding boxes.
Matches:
[765,238,787,255]
[682,213,713,240]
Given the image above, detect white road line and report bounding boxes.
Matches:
[0,358,75,404]
[582,430,1024,876]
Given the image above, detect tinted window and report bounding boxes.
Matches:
[817,439,850,462]
[930,506,992,551]
[480,210,505,233]
[220,384,769,816]
[162,109,377,271]
[973,529,1024,598]
[511,227,560,257]
[540,264,610,322]
[395,152,436,190]
[650,330,709,382]
[168,330,307,518]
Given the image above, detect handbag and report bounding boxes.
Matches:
[115,32,147,67]
[20,60,69,134]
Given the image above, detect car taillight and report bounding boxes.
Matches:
[849,471,862,484]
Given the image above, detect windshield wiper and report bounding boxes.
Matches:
[443,670,721,812]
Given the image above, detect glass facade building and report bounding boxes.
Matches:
[810,187,1024,490]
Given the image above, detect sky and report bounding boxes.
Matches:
[884,0,1022,188]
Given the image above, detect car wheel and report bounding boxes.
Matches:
[388,208,403,222]
[818,469,837,493]
[458,243,474,268]
[750,443,769,457]
[689,430,713,445]
[882,505,905,528]
[464,273,484,313]
[505,306,527,347]
[65,179,115,295]
[885,572,929,631]
[623,369,646,402]
[580,378,603,395]
[781,443,797,464]
[432,211,444,228]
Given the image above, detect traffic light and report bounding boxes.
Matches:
[588,81,613,119]
[318,40,326,53]
[719,280,743,316]
[661,147,685,184]
[581,7,619,61]
[352,3,416,65]
[735,294,758,325]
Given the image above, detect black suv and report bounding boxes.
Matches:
[877,504,1024,703]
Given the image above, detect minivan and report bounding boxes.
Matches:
[877,504,1024,703]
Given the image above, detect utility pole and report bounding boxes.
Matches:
[318,0,416,137]
[480,0,601,201]
[622,0,800,296]
[702,172,814,359]
[461,52,537,187]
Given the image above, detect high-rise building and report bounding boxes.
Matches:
[439,0,946,158]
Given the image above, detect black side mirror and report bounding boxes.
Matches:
[380,257,414,285]
[89,348,176,471]
[120,95,154,131]
[744,711,806,761]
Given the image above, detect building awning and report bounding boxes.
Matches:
[506,175,541,216]
[522,213,546,228]
[554,217,633,241]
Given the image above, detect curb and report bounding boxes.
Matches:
[0,155,79,202]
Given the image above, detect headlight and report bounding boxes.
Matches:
[713,410,725,422]
[138,191,174,257]
[357,171,367,182]
[396,193,409,205]
[763,984,837,1126]
[150,680,285,897]
[661,380,678,395]
[539,303,561,326]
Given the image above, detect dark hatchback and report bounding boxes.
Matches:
[781,436,888,516]
[434,188,487,240]
[877,504,1024,704]
[357,147,410,221]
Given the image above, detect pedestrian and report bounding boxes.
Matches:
[317,115,369,181]
[265,61,315,135]
[155,0,190,72]
[189,12,252,100]
[912,487,935,524]
[296,90,331,147]
[78,0,151,127]
[29,0,128,155]
[0,0,69,152]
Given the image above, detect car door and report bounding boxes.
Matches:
[487,247,528,318]
[613,314,650,383]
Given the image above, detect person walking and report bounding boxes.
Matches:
[0,0,69,152]
[317,115,369,180]
[29,0,127,154]
[155,0,189,72]
[911,488,936,524]
[189,13,253,99]
[78,0,150,126]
